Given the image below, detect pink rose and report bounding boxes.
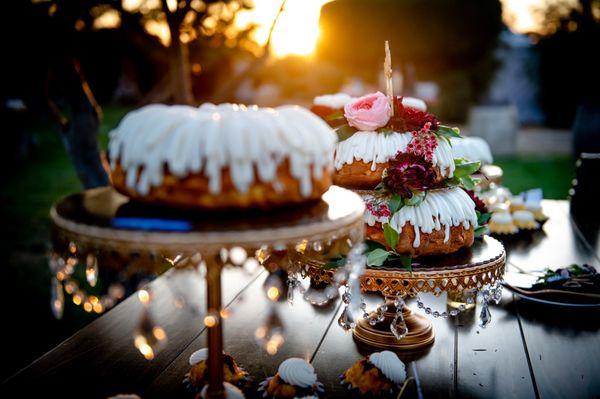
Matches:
[343,91,391,131]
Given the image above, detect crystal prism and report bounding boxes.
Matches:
[479,304,492,328]
[390,315,408,340]
[337,306,355,331]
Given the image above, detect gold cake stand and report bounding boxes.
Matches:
[305,236,506,351]
[50,186,365,398]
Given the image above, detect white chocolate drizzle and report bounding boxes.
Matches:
[368,351,406,384]
[450,136,493,164]
[200,382,245,399]
[387,188,477,247]
[108,103,337,197]
[313,93,353,109]
[334,131,455,177]
[277,358,317,388]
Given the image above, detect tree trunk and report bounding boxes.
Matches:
[170,31,194,104]
[55,59,109,188]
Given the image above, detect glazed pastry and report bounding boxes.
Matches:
[525,202,547,222]
[334,131,455,189]
[341,350,406,396]
[361,188,477,256]
[509,196,526,212]
[108,103,336,209]
[259,358,323,399]
[310,93,353,123]
[512,210,540,230]
[199,382,245,399]
[450,136,493,165]
[184,348,248,392]
[488,212,518,235]
[488,202,510,214]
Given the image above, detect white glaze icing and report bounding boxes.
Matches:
[189,348,208,365]
[313,93,353,109]
[450,136,493,164]
[513,210,535,222]
[108,103,337,197]
[401,97,427,111]
[387,188,477,247]
[200,382,245,399]
[334,131,455,177]
[510,196,524,206]
[277,358,317,388]
[368,351,406,384]
[491,212,513,224]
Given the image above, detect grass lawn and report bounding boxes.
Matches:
[0,104,574,380]
[495,155,574,199]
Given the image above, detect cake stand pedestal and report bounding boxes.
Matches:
[306,236,505,351]
[50,186,365,398]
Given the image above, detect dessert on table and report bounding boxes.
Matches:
[184,348,249,393]
[259,358,324,399]
[108,103,337,209]
[340,350,406,397]
[488,212,518,235]
[449,136,494,165]
[311,88,489,262]
[512,210,540,230]
[199,382,245,399]
[310,93,353,125]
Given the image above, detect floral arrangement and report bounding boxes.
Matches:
[325,91,489,268]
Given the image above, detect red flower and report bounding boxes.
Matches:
[366,201,391,218]
[388,96,439,132]
[384,152,438,198]
[464,189,488,213]
[407,122,438,161]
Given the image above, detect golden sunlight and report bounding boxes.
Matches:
[501,0,578,33]
[236,0,331,58]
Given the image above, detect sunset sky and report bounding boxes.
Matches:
[106,0,578,57]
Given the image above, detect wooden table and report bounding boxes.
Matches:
[2,200,599,398]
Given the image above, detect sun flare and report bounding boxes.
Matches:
[236,0,331,58]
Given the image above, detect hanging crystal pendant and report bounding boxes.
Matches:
[390,315,408,340]
[287,277,295,306]
[86,254,99,288]
[492,283,503,304]
[50,277,64,320]
[479,303,492,328]
[337,305,356,331]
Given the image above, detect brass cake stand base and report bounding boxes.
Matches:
[353,300,434,351]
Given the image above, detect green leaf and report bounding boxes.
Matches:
[403,191,426,206]
[335,124,357,142]
[325,110,343,121]
[477,211,492,225]
[383,223,399,249]
[388,194,403,214]
[324,257,346,269]
[388,253,413,270]
[460,176,476,190]
[436,125,461,139]
[365,239,386,252]
[366,248,390,267]
[454,158,481,177]
[474,226,488,237]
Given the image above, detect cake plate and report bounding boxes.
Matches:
[305,236,505,351]
[49,186,365,398]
